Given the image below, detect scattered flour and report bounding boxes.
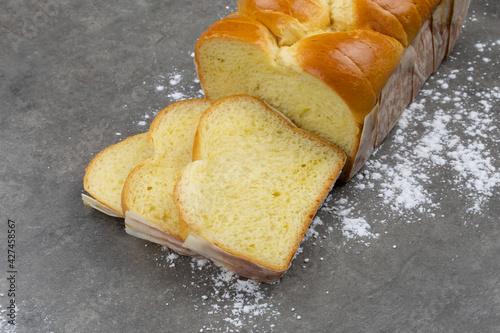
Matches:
[134,55,207,127]
[341,217,379,240]
[193,261,280,332]
[304,216,323,240]
[157,247,280,332]
[169,73,182,86]
[167,91,186,101]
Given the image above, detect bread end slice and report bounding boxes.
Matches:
[83,133,154,217]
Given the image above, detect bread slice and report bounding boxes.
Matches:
[195,14,403,181]
[83,133,154,217]
[174,95,346,281]
[121,98,211,255]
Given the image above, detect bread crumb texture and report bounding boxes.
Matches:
[175,95,345,271]
[122,99,211,239]
[84,133,153,214]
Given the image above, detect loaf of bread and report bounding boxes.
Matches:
[83,133,154,217]
[174,95,346,282]
[122,98,211,255]
[83,0,471,282]
[195,0,471,181]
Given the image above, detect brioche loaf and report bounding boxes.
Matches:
[195,0,471,181]
[121,99,211,255]
[83,133,154,217]
[174,95,346,282]
[83,0,471,281]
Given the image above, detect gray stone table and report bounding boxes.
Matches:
[1,0,499,332]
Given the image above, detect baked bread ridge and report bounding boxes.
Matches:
[83,133,154,217]
[195,14,403,181]
[238,0,441,47]
[237,0,331,46]
[121,98,212,245]
[174,95,346,279]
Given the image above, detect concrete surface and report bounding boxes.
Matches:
[1,0,499,332]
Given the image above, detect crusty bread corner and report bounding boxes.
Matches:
[238,0,440,47]
[121,98,212,245]
[237,0,331,46]
[83,133,154,217]
[174,95,346,278]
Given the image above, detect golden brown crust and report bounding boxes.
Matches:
[195,14,278,102]
[197,15,403,125]
[195,16,402,182]
[354,0,440,46]
[238,0,329,24]
[237,0,441,46]
[237,0,330,45]
[294,30,404,124]
[195,14,276,54]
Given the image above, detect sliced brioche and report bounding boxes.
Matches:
[83,133,154,217]
[195,14,403,181]
[121,99,211,254]
[174,95,346,281]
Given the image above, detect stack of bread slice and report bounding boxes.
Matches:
[84,99,211,255]
[84,95,345,281]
